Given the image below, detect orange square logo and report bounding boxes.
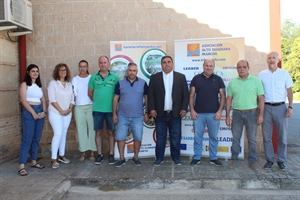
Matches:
[187,44,200,56]
[115,44,122,51]
[127,144,134,153]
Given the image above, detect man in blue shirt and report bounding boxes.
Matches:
[112,63,149,167]
[189,59,226,166]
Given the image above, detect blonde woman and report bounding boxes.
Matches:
[48,63,74,168]
[72,60,96,161]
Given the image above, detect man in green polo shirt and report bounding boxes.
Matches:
[225,60,264,170]
[88,55,120,165]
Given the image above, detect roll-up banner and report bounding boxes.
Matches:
[174,37,245,160]
[110,41,168,159]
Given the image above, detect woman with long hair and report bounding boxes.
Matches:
[48,63,74,169]
[72,60,96,161]
[19,64,46,176]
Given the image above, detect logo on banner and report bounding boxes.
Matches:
[127,144,134,153]
[125,126,134,144]
[110,55,134,79]
[187,44,200,57]
[115,44,122,51]
[140,49,166,79]
[144,115,155,129]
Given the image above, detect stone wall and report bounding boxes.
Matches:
[0,31,21,163]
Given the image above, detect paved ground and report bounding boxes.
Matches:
[0,103,299,200]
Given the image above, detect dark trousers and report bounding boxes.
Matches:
[154,112,182,162]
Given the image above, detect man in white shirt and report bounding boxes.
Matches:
[258,51,294,170]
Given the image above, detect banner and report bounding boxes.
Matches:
[175,37,245,160]
[110,41,167,159]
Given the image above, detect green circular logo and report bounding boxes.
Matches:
[140,49,166,79]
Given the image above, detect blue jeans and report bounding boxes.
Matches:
[19,105,45,164]
[115,115,144,141]
[193,113,220,160]
[154,112,182,162]
[92,112,114,131]
[231,110,257,164]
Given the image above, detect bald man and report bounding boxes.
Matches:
[258,51,293,170]
[189,59,226,166]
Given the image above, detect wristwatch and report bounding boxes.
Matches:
[288,106,293,109]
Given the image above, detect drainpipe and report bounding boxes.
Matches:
[19,35,26,82]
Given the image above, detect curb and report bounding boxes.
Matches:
[42,179,71,200]
[69,178,300,191]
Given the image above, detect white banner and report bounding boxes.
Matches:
[110,41,168,159]
[175,37,245,160]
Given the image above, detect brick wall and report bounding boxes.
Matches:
[0,31,21,163]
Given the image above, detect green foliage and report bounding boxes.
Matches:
[281,19,300,93]
[285,37,300,92]
[294,92,300,101]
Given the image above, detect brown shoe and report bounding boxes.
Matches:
[229,160,239,169]
[249,162,260,171]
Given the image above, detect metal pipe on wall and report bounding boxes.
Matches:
[19,35,26,82]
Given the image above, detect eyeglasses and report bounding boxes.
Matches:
[59,69,67,72]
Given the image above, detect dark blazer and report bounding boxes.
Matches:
[148,71,189,117]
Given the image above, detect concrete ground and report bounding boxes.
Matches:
[0,103,299,200]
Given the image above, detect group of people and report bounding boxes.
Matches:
[18,51,293,176]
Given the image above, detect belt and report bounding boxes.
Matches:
[265,102,285,106]
[164,110,172,113]
[233,108,256,113]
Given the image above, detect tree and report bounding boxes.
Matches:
[281,19,300,63]
[281,19,300,93]
[284,37,300,93]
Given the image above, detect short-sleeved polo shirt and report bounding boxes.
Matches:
[88,70,119,112]
[227,74,264,110]
[114,77,148,117]
[190,73,225,113]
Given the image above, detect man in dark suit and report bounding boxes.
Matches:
[148,55,189,166]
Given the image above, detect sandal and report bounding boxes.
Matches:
[31,163,45,169]
[18,168,28,176]
[90,156,95,161]
[79,156,85,161]
[58,156,70,164]
[90,151,95,161]
[51,160,60,169]
[79,153,86,161]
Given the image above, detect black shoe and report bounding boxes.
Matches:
[153,160,164,167]
[174,160,182,166]
[115,159,126,167]
[264,161,273,169]
[277,162,286,170]
[132,157,142,166]
[108,154,115,165]
[190,159,200,166]
[210,159,223,166]
[95,154,103,165]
